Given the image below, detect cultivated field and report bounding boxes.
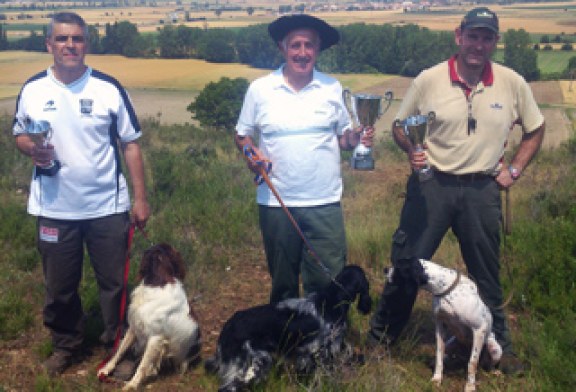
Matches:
[0,51,573,149]
[2,1,576,37]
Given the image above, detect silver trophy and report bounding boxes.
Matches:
[24,119,61,176]
[343,89,393,170]
[398,112,435,181]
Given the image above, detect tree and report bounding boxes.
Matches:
[0,23,8,50]
[87,25,103,54]
[101,20,151,57]
[197,28,236,63]
[158,24,203,58]
[187,77,249,131]
[503,29,540,81]
[235,23,279,68]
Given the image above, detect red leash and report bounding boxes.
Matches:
[97,223,136,382]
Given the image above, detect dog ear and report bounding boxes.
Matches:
[356,290,372,314]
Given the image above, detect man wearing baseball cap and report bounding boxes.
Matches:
[368,7,544,375]
[234,14,373,304]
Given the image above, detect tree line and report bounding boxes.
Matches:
[3,20,574,81]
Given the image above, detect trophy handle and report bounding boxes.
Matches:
[381,90,394,117]
[342,88,359,129]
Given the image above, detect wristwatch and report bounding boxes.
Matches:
[508,165,521,181]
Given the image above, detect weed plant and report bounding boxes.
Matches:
[1,113,575,391]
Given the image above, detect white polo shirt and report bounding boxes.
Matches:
[13,67,141,220]
[395,56,544,175]
[236,66,352,207]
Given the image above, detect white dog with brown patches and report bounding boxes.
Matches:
[388,257,502,392]
[97,243,201,390]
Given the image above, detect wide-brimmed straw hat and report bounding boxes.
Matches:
[268,14,340,51]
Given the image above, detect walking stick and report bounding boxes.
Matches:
[242,145,332,277]
[504,187,512,235]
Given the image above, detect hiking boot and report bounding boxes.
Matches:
[42,350,77,377]
[497,352,527,375]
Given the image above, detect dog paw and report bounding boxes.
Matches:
[122,382,138,391]
[430,375,442,387]
[464,382,476,392]
[97,367,111,379]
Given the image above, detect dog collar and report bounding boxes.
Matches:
[435,270,461,297]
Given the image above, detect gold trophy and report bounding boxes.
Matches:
[343,89,393,170]
[398,112,435,181]
[24,119,61,177]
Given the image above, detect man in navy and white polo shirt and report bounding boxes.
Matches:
[12,12,150,376]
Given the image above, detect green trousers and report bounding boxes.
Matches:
[259,202,347,304]
[369,172,513,353]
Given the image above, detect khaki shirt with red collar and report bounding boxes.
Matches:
[395,55,544,175]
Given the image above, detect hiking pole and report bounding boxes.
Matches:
[242,145,332,277]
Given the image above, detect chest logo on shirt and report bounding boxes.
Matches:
[80,99,93,115]
[43,100,56,111]
[490,102,503,110]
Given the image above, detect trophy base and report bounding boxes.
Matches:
[351,155,374,171]
[35,160,61,177]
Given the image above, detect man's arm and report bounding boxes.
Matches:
[497,122,546,188]
[123,141,150,229]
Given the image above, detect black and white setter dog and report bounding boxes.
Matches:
[98,243,202,390]
[205,264,372,392]
[387,257,502,392]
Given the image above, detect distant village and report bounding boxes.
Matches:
[0,0,489,14]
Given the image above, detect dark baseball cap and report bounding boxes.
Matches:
[268,14,340,51]
[460,7,499,33]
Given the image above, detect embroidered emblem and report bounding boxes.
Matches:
[39,225,59,243]
[80,98,93,115]
[490,103,503,109]
[43,100,56,111]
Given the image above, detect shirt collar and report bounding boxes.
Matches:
[448,55,494,88]
[272,64,321,91]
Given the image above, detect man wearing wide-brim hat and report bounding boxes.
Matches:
[234,14,373,304]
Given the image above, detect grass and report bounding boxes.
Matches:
[492,47,574,76]
[2,107,576,390]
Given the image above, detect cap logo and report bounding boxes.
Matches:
[477,11,494,18]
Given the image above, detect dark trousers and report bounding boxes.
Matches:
[370,172,512,352]
[259,203,347,304]
[37,213,130,352]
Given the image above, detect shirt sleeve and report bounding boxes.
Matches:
[115,87,141,143]
[236,83,257,137]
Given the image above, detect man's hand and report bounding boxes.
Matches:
[408,148,428,171]
[31,143,55,167]
[359,126,375,148]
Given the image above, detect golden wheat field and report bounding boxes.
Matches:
[0,50,572,151]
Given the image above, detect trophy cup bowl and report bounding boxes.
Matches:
[343,89,393,170]
[399,112,435,181]
[24,119,61,177]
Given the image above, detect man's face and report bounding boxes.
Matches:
[280,28,320,77]
[455,27,499,70]
[46,22,88,73]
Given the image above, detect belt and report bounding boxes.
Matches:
[433,170,494,182]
